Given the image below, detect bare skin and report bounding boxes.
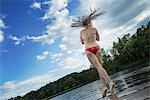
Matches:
[80,24,115,97]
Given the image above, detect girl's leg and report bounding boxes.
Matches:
[100,75,107,89]
[95,50,115,94]
[86,51,114,91]
[95,50,107,89]
[87,55,107,89]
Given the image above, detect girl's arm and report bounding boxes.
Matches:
[94,27,100,41]
[80,31,84,44]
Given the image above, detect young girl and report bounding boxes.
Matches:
[71,9,115,98]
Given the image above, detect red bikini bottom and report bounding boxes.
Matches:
[86,45,100,55]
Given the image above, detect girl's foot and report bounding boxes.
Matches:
[110,82,115,94]
[102,87,107,98]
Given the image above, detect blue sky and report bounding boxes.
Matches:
[0,0,150,99]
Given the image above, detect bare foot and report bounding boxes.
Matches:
[102,87,107,98]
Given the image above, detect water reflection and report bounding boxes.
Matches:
[113,66,150,100]
[51,66,150,100]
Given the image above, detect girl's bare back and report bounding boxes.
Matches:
[80,27,99,49]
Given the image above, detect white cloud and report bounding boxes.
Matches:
[51,0,68,10]
[41,0,68,20]
[36,51,49,61]
[0,19,6,29]
[42,1,51,5]
[67,50,72,54]
[0,30,4,42]
[0,13,6,19]
[19,74,51,86]
[28,0,73,50]
[27,35,55,45]
[9,35,19,41]
[28,0,72,46]
[58,50,90,70]
[59,57,80,69]
[30,1,41,9]
[59,44,67,51]
[0,18,6,42]
[43,51,49,56]
[133,8,150,23]
[50,53,62,63]
[9,35,25,45]
[2,81,16,90]
[44,8,71,37]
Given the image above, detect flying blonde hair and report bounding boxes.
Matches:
[71,8,105,27]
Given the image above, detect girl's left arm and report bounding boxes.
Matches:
[95,28,100,41]
[80,31,84,44]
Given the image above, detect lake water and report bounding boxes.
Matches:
[51,66,150,100]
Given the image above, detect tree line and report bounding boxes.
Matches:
[9,21,150,100]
